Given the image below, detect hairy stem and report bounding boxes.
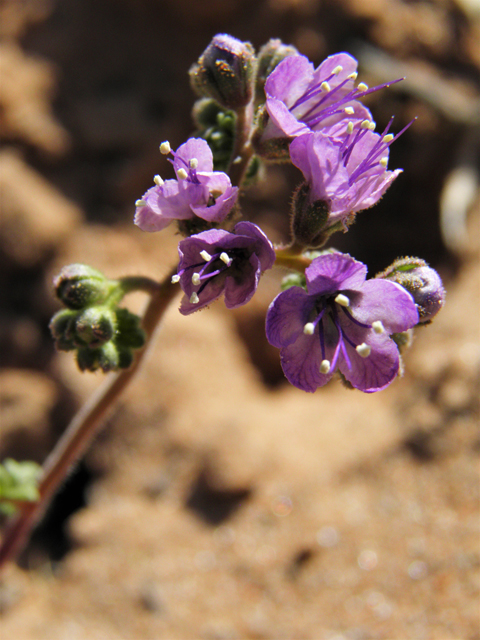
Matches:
[228,102,255,188]
[0,268,179,572]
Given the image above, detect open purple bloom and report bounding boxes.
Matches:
[266,252,419,393]
[289,122,406,230]
[175,221,275,315]
[261,52,401,142]
[134,138,238,232]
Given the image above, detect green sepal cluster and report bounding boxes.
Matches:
[192,99,236,172]
[281,271,307,291]
[0,459,42,516]
[50,265,146,373]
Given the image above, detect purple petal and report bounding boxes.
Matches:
[305,253,367,296]
[174,138,213,174]
[224,253,258,308]
[279,332,334,392]
[351,279,419,332]
[233,222,276,271]
[265,55,315,108]
[266,287,313,349]
[266,98,312,139]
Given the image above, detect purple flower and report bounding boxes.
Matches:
[289,122,406,232]
[134,138,238,232]
[266,252,419,393]
[261,53,401,142]
[175,221,276,315]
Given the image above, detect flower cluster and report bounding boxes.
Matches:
[54,34,445,392]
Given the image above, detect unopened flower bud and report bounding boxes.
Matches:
[291,183,330,249]
[377,257,445,323]
[49,309,77,351]
[75,306,117,348]
[114,308,146,349]
[53,264,117,310]
[255,39,298,103]
[189,34,256,110]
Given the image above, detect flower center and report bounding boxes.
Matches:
[175,248,249,304]
[303,293,385,374]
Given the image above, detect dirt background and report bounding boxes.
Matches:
[1,0,479,638]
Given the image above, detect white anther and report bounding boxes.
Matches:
[303,322,315,335]
[379,157,389,168]
[159,141,171,154]
[335,293,350,307]
[189,158,198,169]
[360,119,371,129]
[154,175,164,186]
[192,273,201,285]
[333,65,343,75]
[135,199,146,207]
[356,342,371,358]
[171,274,180,284]
[200,250,212,262]
[320,359,331,374]
[347,121,354,134]
[383,133,394,143]
[190,292,200,304]
[367,121,376,131]
[321,81,331,92]
[372,320,385,334]
[347,72,358,80]
[357,82,368,92]
[220,252,232,265]
[344,106,355,115]
[177,168,188,180]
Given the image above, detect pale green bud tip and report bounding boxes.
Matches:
[190,34,256,109]
[53,264,115,310]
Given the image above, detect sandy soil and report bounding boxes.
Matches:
[1,1,479,638]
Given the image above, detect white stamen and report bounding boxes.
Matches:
[189,158,198,169]
[357,82,368,92]
[303,322,315,335]
[379,157,389,168]
[200,250,212,262]
[171,274,180,284]
[367,121,376,131]
[220,252,232,265]
[211,132,222,141]
[347,72,358,80]
[335,293,350,307]
[372,320,385,334]
[347,121,354,134]
[321,81,331,92]
[177,168,188,180]
[333,65,343,75]
[135,199,146,207]
[153,174,164,186]
[190,292,200,304]
[356,342,371,358]
[320,360,331,374]
[344,106,355,115]
[159,141,171,155]
[192,273,201,285]
[360,119,371,129]
[383,133,394,143]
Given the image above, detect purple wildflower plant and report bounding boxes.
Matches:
[174,221,276,315]
[261,52,402,143]
[266,252,419,393]
[289,118,409,234]
[134,138,238,232]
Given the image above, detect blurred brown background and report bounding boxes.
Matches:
[1,0,479,638]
